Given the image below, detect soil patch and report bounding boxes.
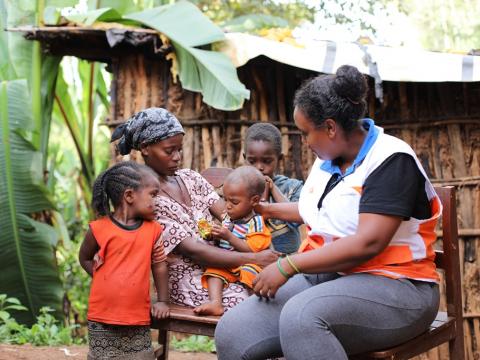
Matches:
[0,344,217,360]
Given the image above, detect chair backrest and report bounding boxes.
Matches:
[433,186,463,334]
[200,167,233,192]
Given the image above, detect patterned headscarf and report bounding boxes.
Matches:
[111,107,185,155]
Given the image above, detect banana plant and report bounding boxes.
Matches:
[52,58,110,214]
[0,0,76,324]
[0,79,63,324]
[61,0,250,111]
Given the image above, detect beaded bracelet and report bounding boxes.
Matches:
[285,255,301,274]
[276,258,290,280]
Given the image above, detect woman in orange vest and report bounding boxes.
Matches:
[215,65,441,359]
[79,161,169,360]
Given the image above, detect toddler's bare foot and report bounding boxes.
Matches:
[193,301,224,316]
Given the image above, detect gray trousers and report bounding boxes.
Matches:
[215,273,439,360]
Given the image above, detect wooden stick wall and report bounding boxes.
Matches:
[109,53,480,359]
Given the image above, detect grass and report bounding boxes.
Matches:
[170,335,216,353]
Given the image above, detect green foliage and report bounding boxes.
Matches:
[388,0,480,51]
[171,335,216,353]
[125,1,250,111]
[0,295,80,345]
[53,58,110,198]
[0,294,28,320]
[49,57,111,325]
[0,79,64,325]
[0,0,67,325]
[316,0,388,32]
[66,7,123,26]
[57,1,250,110]
[192,0,315,28]
[57,243,91,324]
[221,14,288,33]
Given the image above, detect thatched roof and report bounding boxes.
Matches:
[9,26,167,63]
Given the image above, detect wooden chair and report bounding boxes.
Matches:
[353,186,465,360]
[199,167,233,189]
[151,174,464,360]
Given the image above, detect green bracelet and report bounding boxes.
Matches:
[276,258,290,279]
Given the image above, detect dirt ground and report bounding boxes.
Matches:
[0,344,217,360]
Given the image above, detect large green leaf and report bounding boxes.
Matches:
[54,64,94,186]
[3,0,62,153]
[125,1,250,110]
[186,46,249,110]
[52,58,111,217]
[55,1,249,110]
[66,7,122,26]
[87,0,139,14]
[0,0,15,80]
[39,55,62,158]
[127,2,225,46]
[0,80,63,324]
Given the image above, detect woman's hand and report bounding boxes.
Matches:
[254,202,302,223]
[253,249,281,267]
[254,201,270,219]
[252,262,289,299]
[151,301,170,319]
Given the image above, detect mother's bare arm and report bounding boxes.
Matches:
[176,237,279,268]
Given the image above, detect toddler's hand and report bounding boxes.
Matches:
[151,301,170,319]
[264,176,274,189]
[262,176,273,201]
[211,224,230,240]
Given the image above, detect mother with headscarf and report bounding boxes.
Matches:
[111,107,279,311]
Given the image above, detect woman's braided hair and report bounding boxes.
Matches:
[294,65,368,133]
[91,161,156,217]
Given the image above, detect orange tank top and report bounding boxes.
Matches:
[87,217,162,325]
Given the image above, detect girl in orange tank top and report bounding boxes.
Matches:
[79,161,169,360]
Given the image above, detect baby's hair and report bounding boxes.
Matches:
[244,123,282,156]
[92,161,156,217]
[294,65,368,133]
[225,166,265,197]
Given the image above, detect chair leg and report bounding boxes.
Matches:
[155,330,169,360]
[449,336,465,360]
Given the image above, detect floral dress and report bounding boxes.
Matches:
[154,169,248,310]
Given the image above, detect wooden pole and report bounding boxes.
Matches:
[211,125,223,167]
[202,126,212,169]
[276,63,289,175]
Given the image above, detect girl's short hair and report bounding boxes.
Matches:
[91,161,156,217]
[293,65,368,133]
[244,123,282,156]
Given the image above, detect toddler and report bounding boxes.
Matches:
[194,166,271,316]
